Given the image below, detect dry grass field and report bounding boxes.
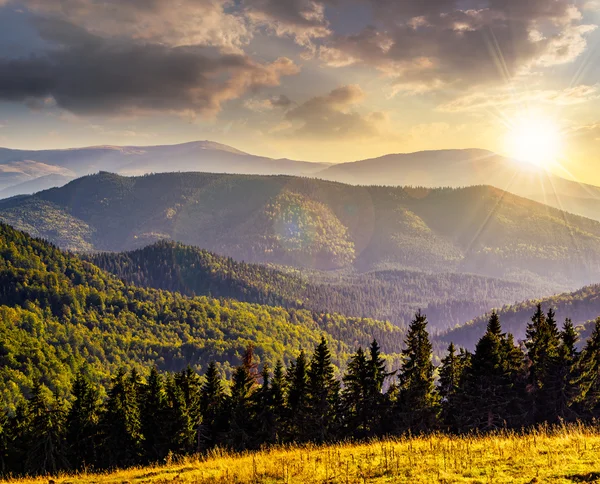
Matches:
[4,425,600,484]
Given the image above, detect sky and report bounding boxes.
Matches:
[0,0,599,182]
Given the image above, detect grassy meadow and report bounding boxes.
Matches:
[4,425,600,484]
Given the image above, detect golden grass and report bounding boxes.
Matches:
[5,425,600,484]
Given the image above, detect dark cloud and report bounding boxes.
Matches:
[0,9,298,116]
[285,85,385,138]
[319,0,596,92]
[243,0,334,44]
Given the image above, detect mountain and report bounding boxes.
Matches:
[441,283,600,350]
[0,174,75,199]
[87,240,545,331]
[3,141,600,223]
[318,149,600,221]
[0,221,404,411]
[0,141,328,197]
[2,172,600,290]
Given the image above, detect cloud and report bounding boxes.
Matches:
[13,0,250,52]
[438,84,600,112]
[569,123,600,141]
[320,0,597,93]
[284,85,386,138]
[0,13,298,117]
[244,94,293,112]
[243,0,332,47]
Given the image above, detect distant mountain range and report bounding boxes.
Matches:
[1,171,600,292]
[1,141,599,222]
[441,283,600,350]
[87,240,546,331]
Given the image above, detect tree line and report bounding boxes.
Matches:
[3,305,600,477]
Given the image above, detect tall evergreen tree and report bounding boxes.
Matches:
[24,383,68,475]
[198,362,226,451]
[396,311,439,433]
[575,318,600,417]
[549,318,580,421]
[365,339,391,436]
[286,350,310,442]
[525,305,560,422]
[140,367,169,462]
[100,368,143,468]
[341,347,369,438]
[65,370,101,469]
[164,374,194,454]
[306,337,340,442]
[438,343,469,431]
[457,312,525,430]
[226,345,259,450]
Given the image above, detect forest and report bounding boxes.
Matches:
[0,222,405,412]
[2,306,600,478]
[88,240,541,330]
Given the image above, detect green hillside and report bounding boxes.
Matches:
[442,284,600,349]
[87,240,543,331]
[1,172,600,288]
[0,222,404,412]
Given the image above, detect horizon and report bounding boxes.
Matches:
[0,0,599,183]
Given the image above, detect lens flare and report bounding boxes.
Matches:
[505,115,564,169]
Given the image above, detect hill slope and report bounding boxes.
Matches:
[0,222,403,411]
[318,149,600,221]
[0,141,327,197]
[2,172,600,289]
[87,240,543,331]
[2,141,599,223]
[442,283,600,349]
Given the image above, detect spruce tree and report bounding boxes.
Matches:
[140,367,169,462]
[365,339,391,437]
[286,350,310,442]
[575,318,600,417]
[269,360,286,443]
[438,343,469,431]
[396,311,439,433]
[525,305,560,422]
[457,312,525,430]
[25,382,68,475]
[198,362,226,451]
[550,318,580,421]
[100,368,143,468]
[306,337,340,442]
[341,347,369,438]
[226,345,259,450]
[65,370,101,469]
[164,374,194,454]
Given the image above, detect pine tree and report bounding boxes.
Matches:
[100,368,143,468]
[140,367,169,462]
[306,337,340,442]
[438,343,469,431]
[226,345,259,450]
[286,350,310,442]
[164,374,194,454]
[65,370,101,469]
[198,362,226,451]
[550,318,580,421]
[575,318,600,417]
[25,382,68,475]
[396,311,439,433]
[270,360,286,443]
[365,339,391,437]
[174,366,202,436]
[341,347,369,438]
[525,305,560,422]
[457,312,525,430]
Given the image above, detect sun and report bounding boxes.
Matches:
[505,115,564,169]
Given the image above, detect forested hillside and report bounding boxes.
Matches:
[88,241,543,330]
[443,284,600,349]
[2,172,600,290]
[0,222,404,412]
